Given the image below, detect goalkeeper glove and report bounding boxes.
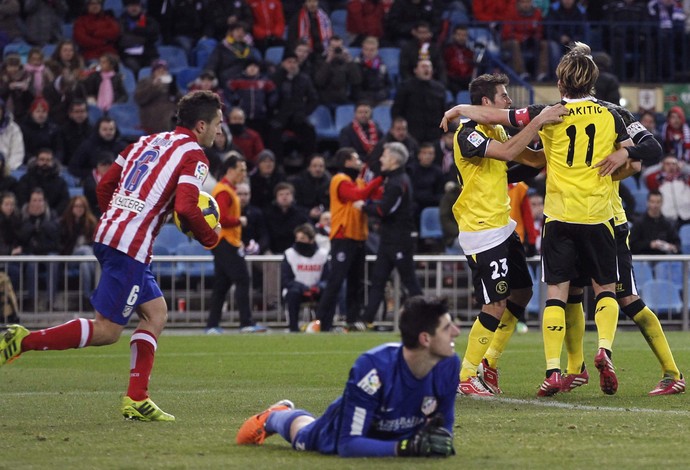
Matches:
[396,414,455,457]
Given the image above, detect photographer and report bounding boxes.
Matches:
[314,36,362,111]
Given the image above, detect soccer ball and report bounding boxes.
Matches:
[173,190,220,238]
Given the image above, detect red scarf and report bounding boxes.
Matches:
[297,7,332,51]
[352,119,378,155]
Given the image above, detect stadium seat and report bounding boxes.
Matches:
[629,187,649,214]
[62,23,73,39]
[192,38,217,68]
[151,244,177,279]
[155,223,191,252]
[10,166,27,181]
[157,45,189,70]
[640,279,683,316]
[348,47,361,58]
[175,242,214,278]
[42,44,56,58]
[119,66,137,103]
[107,103,145,139]
[87,104,103,125]
[330,9,347,39]
[138,66,152,79]
[378,47,400,83]
[69,187,84,198]
[174,66,202,92]
[372,103,392,134]
[103,0,122,17]
[419,207,443,240]
[264,46,284,66]
[334,104,355,132]
[308,105,338,141]
[679,224,690,255]
[653,261,683,285]
[456,90,471,104]
[61,171,79,188]
[632,260,653,287]
[3,42,31,62]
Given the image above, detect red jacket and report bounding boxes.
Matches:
[346,0,393,38]
[472,0,515,22]
[502,6,544,42]
[248,0,285,40]
[73,12,121,61]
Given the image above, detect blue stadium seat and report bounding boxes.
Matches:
[653,261,683,285]
[347,47,361,58]
[629,187,649,214]
[419,206,443,240]
[119,66,137,103]
[175,242,214,278]
[107,102,145,139]
[69,187,84,198]
[3,42,31,62]
[264,46,284,66]
[372,103,392,134]
[192,38,217,68]
[138,66,152,79]
[87,103,103,125]
[331,9,347,39]
[42,44,56,58]
[378,47,400,83]
[174,66,202,92]
[679,224,690,255]
[62,23,73,39]
[10,166,27,181]
[61,171,79,188]
[334,104,355,132]
[640,279,683,316]
[157,45,189,70]
[456,90,470,104]
[156,223,191,252]
[632,260,653,287]
[308,105,338,141]
[103,0,122,17]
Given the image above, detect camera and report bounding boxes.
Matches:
[333,46,343,54]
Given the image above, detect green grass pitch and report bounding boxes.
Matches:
[1,329,689,469]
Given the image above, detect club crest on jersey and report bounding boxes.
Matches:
[357,368,381,395]
[194,162,209,181]
[421,396,437,416]
[467,131,485,148]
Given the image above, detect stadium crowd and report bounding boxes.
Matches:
[1,0,689,324]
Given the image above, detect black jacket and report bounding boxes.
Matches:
[364,166,415,244]
[391,76,447,145]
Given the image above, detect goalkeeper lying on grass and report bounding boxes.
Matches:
[237,296,460,457]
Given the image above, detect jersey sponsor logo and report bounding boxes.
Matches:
[111,194,145,213]
[467,131,485,148]
[626,121,646,138]
[495,280,508,294]
[194,162,209,181]
[421,396,437,416]
[357,368,381,395]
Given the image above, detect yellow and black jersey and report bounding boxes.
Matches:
[452,120,516,254]
[538,98,629,224]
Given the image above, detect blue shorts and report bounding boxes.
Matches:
[91,243,163,325]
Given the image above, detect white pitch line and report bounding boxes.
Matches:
[462,395,690,415]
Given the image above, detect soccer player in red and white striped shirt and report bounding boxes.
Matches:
[0,90,223,421]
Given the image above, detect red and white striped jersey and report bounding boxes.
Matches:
[95,127,214,263]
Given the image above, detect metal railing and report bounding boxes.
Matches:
[1,253,688,331]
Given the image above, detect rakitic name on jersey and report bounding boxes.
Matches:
[567,105,603,115]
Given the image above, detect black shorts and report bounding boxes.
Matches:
[614,224,639,298]
[466,232,533,306]
[541,218,617,286]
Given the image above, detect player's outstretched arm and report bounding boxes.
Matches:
[440,105,512,131]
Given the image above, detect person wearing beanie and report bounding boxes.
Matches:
[117,0,161,75]
[661,106,690,163]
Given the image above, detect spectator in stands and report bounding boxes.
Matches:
[0,97,25,171]
[19,97,62,164]
[434,122,457,182]
[57,99,92,167]
[281,223,329,332]
[647,0,686,82]
[384,0,442,46]
[0,54,34,122]
[47,40,86,84]
[0,190,21,257]
[0,152,16,194]
[592,52,621,105]
[314,209,330,251]
[24,48,54,99]
[410,141,444,226]
[227,58,277,142]
[188,70,228,110]
[0,0,22,49]
[248,0,286,54]
[346,0,393,46]
[117,0,161,76]
[640,110,664,147]
[339,101,383,161]
[442,25,475,97]
[267,50,318,164]
[16,187,60,309]
[603,0,650,81]
[645,154,690,227]
[400,21,446,85]
[472,0,515,24]
[249,149,285,210]
[368,116,419,174]
[289,153,331,223]
[227,106,265,167]
[15,147,70,214]
[45,40,87,124]
[134,59,182,133]
[286,0,332,57]
[206,22,262,87]
[205,124,240,179]
[439,180,460,253]
[69,116,127,179]
[528,189,544,253]
[352,36,392,106]
[501,0,549,81]
[314,35,362,110]
[546,0,587,59]
[147,0,204,57]
[391,58,446,147]
[73,0,121,63]
[79,53,128,112]
[293,39,319,81]
[630,190,682,254]
[23,0,67,46]
[661,106,690,163]
[264,181,310,253]
[238,181,270,254]
[204,0,254,41]
[82,153,113,217]
[59,194,98,300]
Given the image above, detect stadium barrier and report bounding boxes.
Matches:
[1,254,688,331]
